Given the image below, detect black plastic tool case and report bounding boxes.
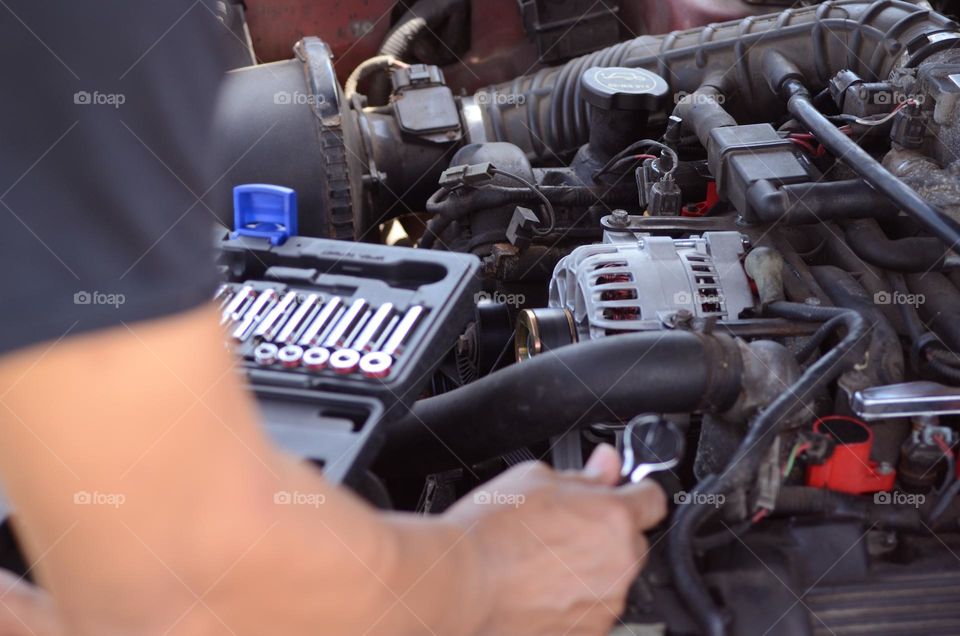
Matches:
[218,233,480,485]
[253,386,383,485]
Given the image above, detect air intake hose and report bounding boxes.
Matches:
[472,1,958,158]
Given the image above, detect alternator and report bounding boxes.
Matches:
[550,231,753,340]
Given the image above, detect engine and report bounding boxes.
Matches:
[211,1,960,634]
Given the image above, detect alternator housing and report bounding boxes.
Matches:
[549,231,753,340]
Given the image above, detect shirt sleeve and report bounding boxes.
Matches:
[0,0,232,355]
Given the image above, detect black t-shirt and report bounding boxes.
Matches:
[0,1,231,355]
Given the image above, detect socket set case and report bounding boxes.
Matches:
[252,386,383,486]
[216,233,480,482]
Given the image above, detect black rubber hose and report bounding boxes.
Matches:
[668,302,869,636]
[775,74,960,252]
[475,2,957,158]
[418,182,638,249]
[811,265,904,387]
[377,331,743,475]
[843,218,949,272]
[888,272,925,342]
[747,179,899,225]
[890,272,960,380]
[379,0,463,60]
[793,313,847,364]
[905,272,960,352]
[673,84,737,148]
[775,486,923,530]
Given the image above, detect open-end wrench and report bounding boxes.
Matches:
[620,416,684,484]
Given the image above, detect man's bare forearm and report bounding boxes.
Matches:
[0,306,487,636]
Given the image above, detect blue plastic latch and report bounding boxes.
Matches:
[232,184,298,246]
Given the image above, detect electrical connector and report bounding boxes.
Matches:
[648,174,682,216]
[438,162,497,188]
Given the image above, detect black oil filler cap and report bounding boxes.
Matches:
[581,67,670,111]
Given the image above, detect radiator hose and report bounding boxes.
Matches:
[377,331,743,475]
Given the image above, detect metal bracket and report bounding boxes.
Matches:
[852,381,960,420]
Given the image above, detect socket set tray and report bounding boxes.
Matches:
[217,234,480,411]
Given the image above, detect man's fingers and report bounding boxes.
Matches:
[581,443,622,486]
[613,480,668,530]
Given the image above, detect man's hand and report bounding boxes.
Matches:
[0,306,666,636]
[446,444,667,636]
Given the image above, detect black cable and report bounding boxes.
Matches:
[940,452,956,494]
[793,313,847,364]
[780,77,960,252]
[594,139,679,181]
[600,154,654,177]
[927,356,960,383]
[489,168,556,236]
[692,518,754,551]
[668,302,869,636]
[929,480,960,524]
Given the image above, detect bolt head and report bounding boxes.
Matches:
[610,209,629,227]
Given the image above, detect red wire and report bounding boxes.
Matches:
[933,433,954,458]
[789,137,824,157]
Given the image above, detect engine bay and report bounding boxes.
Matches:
[133,1,960,633]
